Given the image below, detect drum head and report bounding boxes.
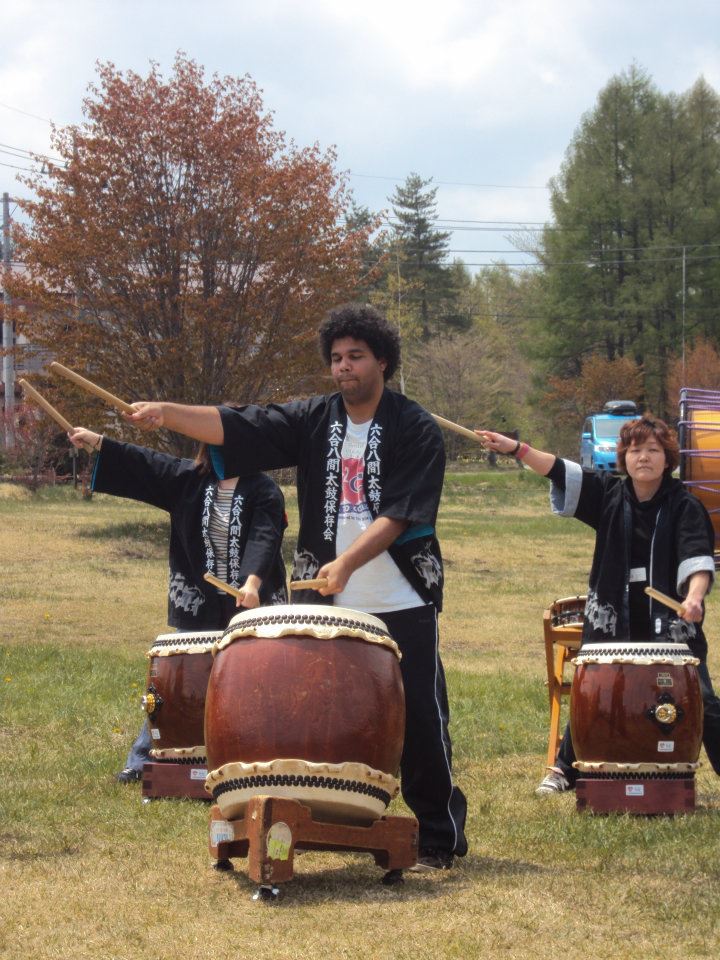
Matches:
[217,604,400,658]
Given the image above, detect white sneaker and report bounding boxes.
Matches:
[535,767,571,796]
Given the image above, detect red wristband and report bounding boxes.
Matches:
[517,442,530,460]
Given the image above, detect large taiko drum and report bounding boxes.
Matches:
[679,387,720,565]
[142,631,221,764]
[570,641,703,775]
[204,604,405,824]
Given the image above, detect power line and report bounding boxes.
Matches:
[0,141,65,164]
[0,160,35,172]
[0,100,54,124]
[349,171,547,190]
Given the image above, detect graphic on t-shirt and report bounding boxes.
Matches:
[339,456,371,520]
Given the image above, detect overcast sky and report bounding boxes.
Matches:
[2,0,719,268]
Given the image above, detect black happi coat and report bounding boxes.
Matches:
[213,389,445,609]
[551,460,715,656]
[92,438,288,629]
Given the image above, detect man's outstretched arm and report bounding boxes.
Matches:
[123,402,224,444]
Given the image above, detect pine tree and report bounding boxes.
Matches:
[390,173,464,339]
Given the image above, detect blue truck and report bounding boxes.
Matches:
[580,401,638,472]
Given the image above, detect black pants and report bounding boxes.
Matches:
[555,660,720,784]
[376,605,468,856]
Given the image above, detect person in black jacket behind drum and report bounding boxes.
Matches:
[115,303,468,870]
[475,416,720,794]
[69,425,288,782]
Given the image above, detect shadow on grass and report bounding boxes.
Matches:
[212,849,546,906]
[78,519,169,544]
[216,859,465,904]
[464,853,545,876]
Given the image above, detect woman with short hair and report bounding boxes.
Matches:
[476,417,720,794]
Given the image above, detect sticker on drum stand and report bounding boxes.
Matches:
[626,784,645,797]
[657,741,675,752]
[190,768,207,780]
[150,728,161,740]
[656,672,674,687]
[266,822,293,862]
[211,820,235,845]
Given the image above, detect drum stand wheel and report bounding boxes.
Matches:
[208,795,418,899]
[253,884,281,903]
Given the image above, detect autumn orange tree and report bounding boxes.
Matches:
[541,354,644,455]
[11,56,368,452]
[666,338,720,409]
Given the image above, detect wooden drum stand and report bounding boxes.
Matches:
[209,797,418,900]
[142,757,210,801]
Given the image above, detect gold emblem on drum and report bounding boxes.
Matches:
[654,702,678,725]
[141,692,156,714]
[141,685,163,717]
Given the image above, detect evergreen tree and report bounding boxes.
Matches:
[535,66,720,418]
[390,173,469,339]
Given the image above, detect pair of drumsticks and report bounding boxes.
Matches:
[19,362,133,454]
[18,362,325,595]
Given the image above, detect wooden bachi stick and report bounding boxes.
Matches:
[289,578,330,591]
[644,586,685,616]
[49,362,135,415]
[431,413,482,443]
[19,379,73,431]
[203,571,246,600]
[18,379,94,453]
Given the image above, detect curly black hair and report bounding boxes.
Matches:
[318,303,401,382]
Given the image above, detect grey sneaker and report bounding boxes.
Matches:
[116,767,142,784]
[535,767,570,796]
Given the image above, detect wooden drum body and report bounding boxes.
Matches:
[570,641,703,775]
[143,631,221,764]
[204,604,405,824]
[679,387,720,565]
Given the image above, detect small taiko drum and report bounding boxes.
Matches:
[549,595,586,629]
[204,604,405,824]
[142,631,221,764]
[570,641,703,775]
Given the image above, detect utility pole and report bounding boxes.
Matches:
[2,191,14,448]
[681,245,687,383]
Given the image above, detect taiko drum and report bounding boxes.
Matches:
[570,641,703,774]
[142,631,221,764]
[204,604,405,824]
[679,388,720,562]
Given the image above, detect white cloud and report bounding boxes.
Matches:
[0,0,719,222]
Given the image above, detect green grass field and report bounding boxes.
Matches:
[2,471,720,959]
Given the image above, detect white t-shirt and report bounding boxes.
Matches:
[335,419,423,612]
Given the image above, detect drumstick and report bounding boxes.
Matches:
[49,362,135,415]
[644,586,685,616]
[18,379,95,453]
[203,571,246,600]
[289,578,330,591]
[431,413,482,443]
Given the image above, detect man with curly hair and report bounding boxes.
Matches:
[127,302,468,870]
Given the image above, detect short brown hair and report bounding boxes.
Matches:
[616,416,680,473]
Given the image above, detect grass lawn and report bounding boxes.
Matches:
[1,469,719,959]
